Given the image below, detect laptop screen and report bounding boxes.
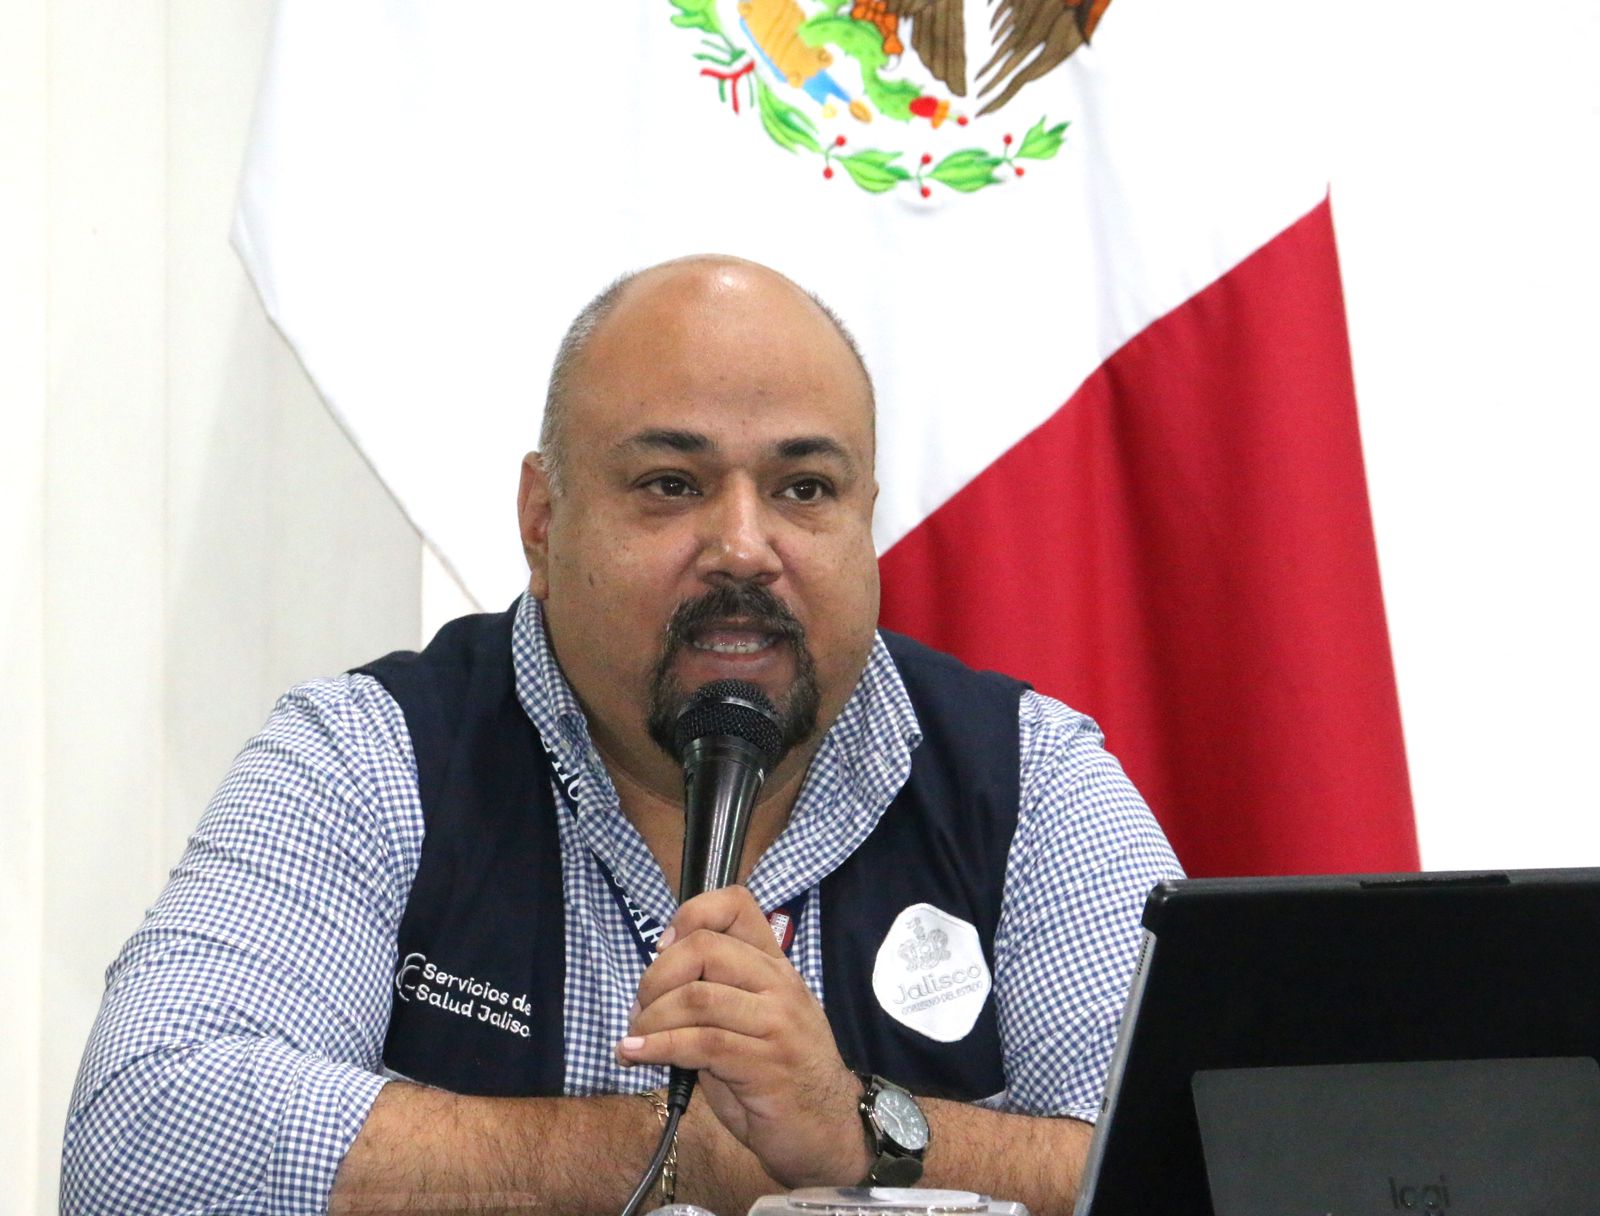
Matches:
[1192,1057,1600,1214]
[1074,868,1600,1215]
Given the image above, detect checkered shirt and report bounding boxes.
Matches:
[62,593,1181,1214]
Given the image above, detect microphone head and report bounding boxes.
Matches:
[671,680,785,770]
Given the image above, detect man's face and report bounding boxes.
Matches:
[519,261,880,785]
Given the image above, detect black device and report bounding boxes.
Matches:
[620,680,787,1216]
[1074,867,1600,1215]
[1191,1055,1600,1213]
[666,679,786,1116]
[672,678,786,903]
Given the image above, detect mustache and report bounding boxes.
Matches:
[646,582,821,761]
[662,583,807,653]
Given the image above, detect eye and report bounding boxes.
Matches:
[642,475,699,498]
[780,478,833,503]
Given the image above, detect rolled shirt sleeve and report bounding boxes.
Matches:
[62,675,424,1215]
[993,690,1184,1120]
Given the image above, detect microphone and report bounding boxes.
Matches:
[665,679,786,1113]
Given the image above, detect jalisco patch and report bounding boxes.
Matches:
[872,903,992,1041]
[668,0,1108,196]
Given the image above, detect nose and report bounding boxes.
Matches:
[695,476,783,586]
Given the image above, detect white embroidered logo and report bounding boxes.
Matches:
[393,952,535,1040]
[897,917,952,971]
[872,903,991,1043]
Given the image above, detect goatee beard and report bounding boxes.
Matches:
[645,583,821,761]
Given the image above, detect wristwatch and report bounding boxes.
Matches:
[855,1073,930,1186]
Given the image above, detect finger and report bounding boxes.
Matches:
[669,886,785,957]
[630,979,774,1042]
[615,1025,768,1082]
[636,928,791,1010]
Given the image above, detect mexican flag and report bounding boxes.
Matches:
[234,0,1418,876]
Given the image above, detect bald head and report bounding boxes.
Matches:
[516,252,882,797]
[539,256,874,493]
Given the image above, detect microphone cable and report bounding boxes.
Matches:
[619,1101,685,1216]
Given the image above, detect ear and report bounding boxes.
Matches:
[518,452,554,599]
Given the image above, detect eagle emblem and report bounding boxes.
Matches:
[898,917,952,971]
[669,0,1105,196]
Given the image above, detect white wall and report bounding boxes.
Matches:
[3,1,1597,1213]
[1333,4,1600,869]
[2,2,421,1211]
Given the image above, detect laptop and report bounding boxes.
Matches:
[1073,868,1600,1215]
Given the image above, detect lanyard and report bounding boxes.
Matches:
[597,862,809,968]
[540,731,806,968]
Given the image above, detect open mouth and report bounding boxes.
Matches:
[647,588,821,760]
[686,621,784,656]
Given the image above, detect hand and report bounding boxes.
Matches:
[616,886,872,1188]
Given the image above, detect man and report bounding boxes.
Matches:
[64,256,1180,1214]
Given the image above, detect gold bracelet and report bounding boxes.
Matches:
[641,1088,678,1206]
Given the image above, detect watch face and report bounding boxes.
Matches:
[873,1086,930,1151]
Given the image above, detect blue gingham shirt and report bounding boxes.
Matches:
[63,593,1181,1214]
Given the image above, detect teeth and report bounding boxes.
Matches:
[691,636,774,655]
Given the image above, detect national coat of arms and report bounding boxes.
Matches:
[898,917,952,971]
[669,0,1108,196]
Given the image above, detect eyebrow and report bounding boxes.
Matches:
[618,428,709,455]
[617,428,856,471]
[776,436,851,466]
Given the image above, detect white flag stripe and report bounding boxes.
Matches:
[236,0,1332,606]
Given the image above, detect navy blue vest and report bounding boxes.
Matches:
[357,607,1026,1101]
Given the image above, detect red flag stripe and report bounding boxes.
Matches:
[879,198,1418,878]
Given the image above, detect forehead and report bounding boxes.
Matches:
[563,262,875,452]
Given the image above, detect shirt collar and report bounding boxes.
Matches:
[510,591,924,906]
[512,589,594,757]
[513,591,920,764]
